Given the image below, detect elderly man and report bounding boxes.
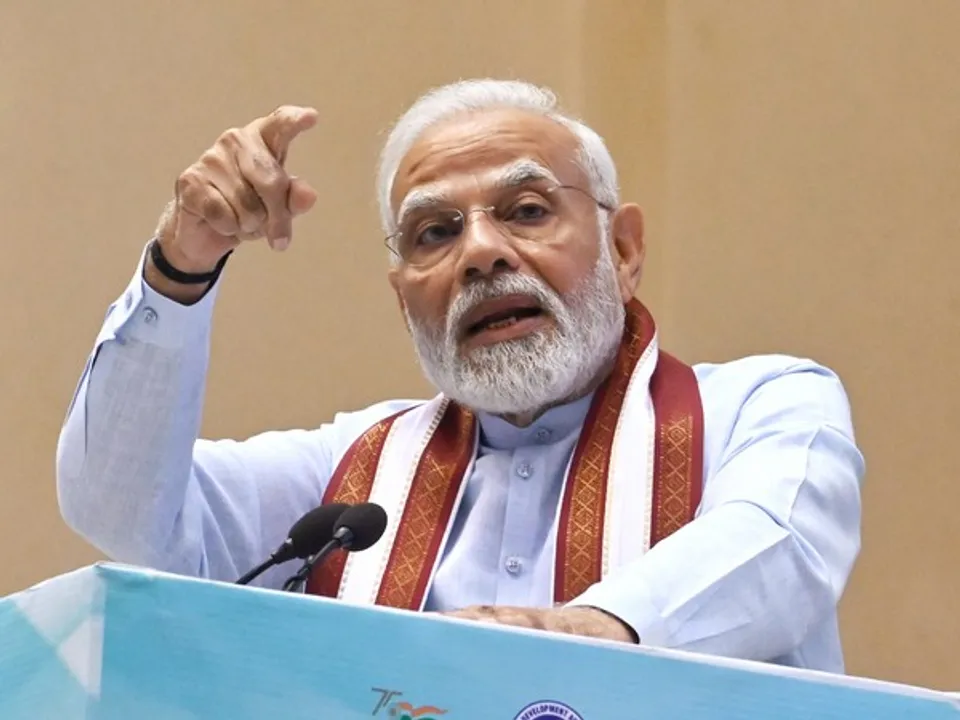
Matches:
[56,79,863,673]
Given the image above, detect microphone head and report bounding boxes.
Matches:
[334,502,388,551]
[275,503,349,563]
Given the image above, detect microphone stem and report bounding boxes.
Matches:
[282,538,341,593]
[236,557,275,586]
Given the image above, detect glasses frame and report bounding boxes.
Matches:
[384,184,615,263]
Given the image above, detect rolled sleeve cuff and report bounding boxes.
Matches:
[96,241,222,350]
[566,580,672,647]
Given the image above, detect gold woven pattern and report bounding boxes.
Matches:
[377,406,475,609]
[308,418,394,597]
[654,416,694,540]
[333,423,392,505]
[558,301,652,602]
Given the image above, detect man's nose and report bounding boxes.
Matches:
[458,211,520,280]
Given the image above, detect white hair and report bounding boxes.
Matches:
[376,79,620,236]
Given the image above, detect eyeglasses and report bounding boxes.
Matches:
[384,184,614,267]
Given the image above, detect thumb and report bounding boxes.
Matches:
[287,176,318,216]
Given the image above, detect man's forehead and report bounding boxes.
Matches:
[390,109,583,210]
[397,159,560,212]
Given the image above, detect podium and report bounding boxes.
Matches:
[1,563,957,719]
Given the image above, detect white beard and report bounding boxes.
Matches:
[405,242,626,416]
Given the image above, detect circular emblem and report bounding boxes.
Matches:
[513,700,584,720]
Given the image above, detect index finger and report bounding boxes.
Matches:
[248,105,319,165]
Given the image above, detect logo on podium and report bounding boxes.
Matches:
[513,700,584,720]
[371,687,448,719]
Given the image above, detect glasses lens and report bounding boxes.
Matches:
[388,186,598,264]
[396,209,465,264]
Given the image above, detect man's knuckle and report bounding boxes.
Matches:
[201,195,225,221]
[239,189,265,215]
[199,148,225,169]
[176,168,205,204]
[177,165,201,188]
[217,127,244,148]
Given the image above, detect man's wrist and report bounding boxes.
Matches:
[156,228,226,274]
[591,606,640,643]
[143,238,222,305]
[559,605,639,643]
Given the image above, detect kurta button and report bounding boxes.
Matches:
[505,557,524,575]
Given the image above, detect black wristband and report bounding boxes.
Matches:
[148,238,232,285]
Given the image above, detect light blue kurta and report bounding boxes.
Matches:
[56,247,864,673]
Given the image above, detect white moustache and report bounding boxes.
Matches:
[446,273,564,343]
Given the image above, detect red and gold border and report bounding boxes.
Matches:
[375,403,476,610]
[554,299,656,603]
[649,351,704,546]
[306,408,408,597]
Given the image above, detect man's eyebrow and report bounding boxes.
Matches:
[395,187,451,230]
[393,160,562,230]
[491,159,561,190]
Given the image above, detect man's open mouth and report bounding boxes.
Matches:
[461,295,547,338]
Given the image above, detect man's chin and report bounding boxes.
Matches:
[457,328,554,361]
[443,388,541,417]
[439,364,568,417]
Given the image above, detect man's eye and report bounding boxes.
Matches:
[416,216,464,246]
[509,202,550,223]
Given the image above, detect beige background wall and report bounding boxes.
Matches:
[1,0,956,690]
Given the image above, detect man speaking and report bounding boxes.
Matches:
[56,79,864,673]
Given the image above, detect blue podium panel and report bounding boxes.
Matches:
[1,563,957,719]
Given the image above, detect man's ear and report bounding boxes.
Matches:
[609,204,645,303]
[387,266,411,333]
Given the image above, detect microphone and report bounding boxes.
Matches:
[235,503,349,586]
[281,502,388,593]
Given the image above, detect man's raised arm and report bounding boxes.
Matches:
[56,107,331,583]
